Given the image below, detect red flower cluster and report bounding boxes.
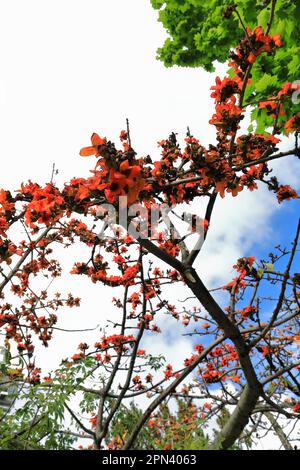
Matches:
[229,26,281,75]
[210,76,243,103]
[19,182,65,229]
[276,185,298,204]
[94,334,134,353]
[202,363,223,384]
[164,364,173,380]
[79,133,151,205]
[209,101,244,136]
[285,112,300,135]
[223,257,256,293]
[71,258,141,287]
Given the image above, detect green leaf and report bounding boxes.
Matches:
[264,262,274,272]
[255,74,278,94]
[257,267,264,278]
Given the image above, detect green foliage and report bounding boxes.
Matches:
[151,0,300,131]
[107,402,153,449]
[107,398,210,450]
[0,357,96,450]
[0,350,170,450]
[0,376,76,450]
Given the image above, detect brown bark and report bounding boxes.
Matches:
[183,267,261,449]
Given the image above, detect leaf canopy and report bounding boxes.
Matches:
[151,0,300,131]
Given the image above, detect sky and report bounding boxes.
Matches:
[0,0,299,449]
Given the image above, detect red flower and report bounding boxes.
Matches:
[258,100,278,116]
[104,161,145,205]
[145,373,153,383]
[194,344,204,354]
[0,216,8,237]
[278,82,300,99]
[276,185,298,203]
[79,133,106,157]
[72,352,84,361]
[210,76,242,103]
[119,130,128,141]
[293,403,300,414]
[89,415,97,428]
[285,112,300,135]
[164,364,173,380]
[132,375,141,384]
[0,189,15,215]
